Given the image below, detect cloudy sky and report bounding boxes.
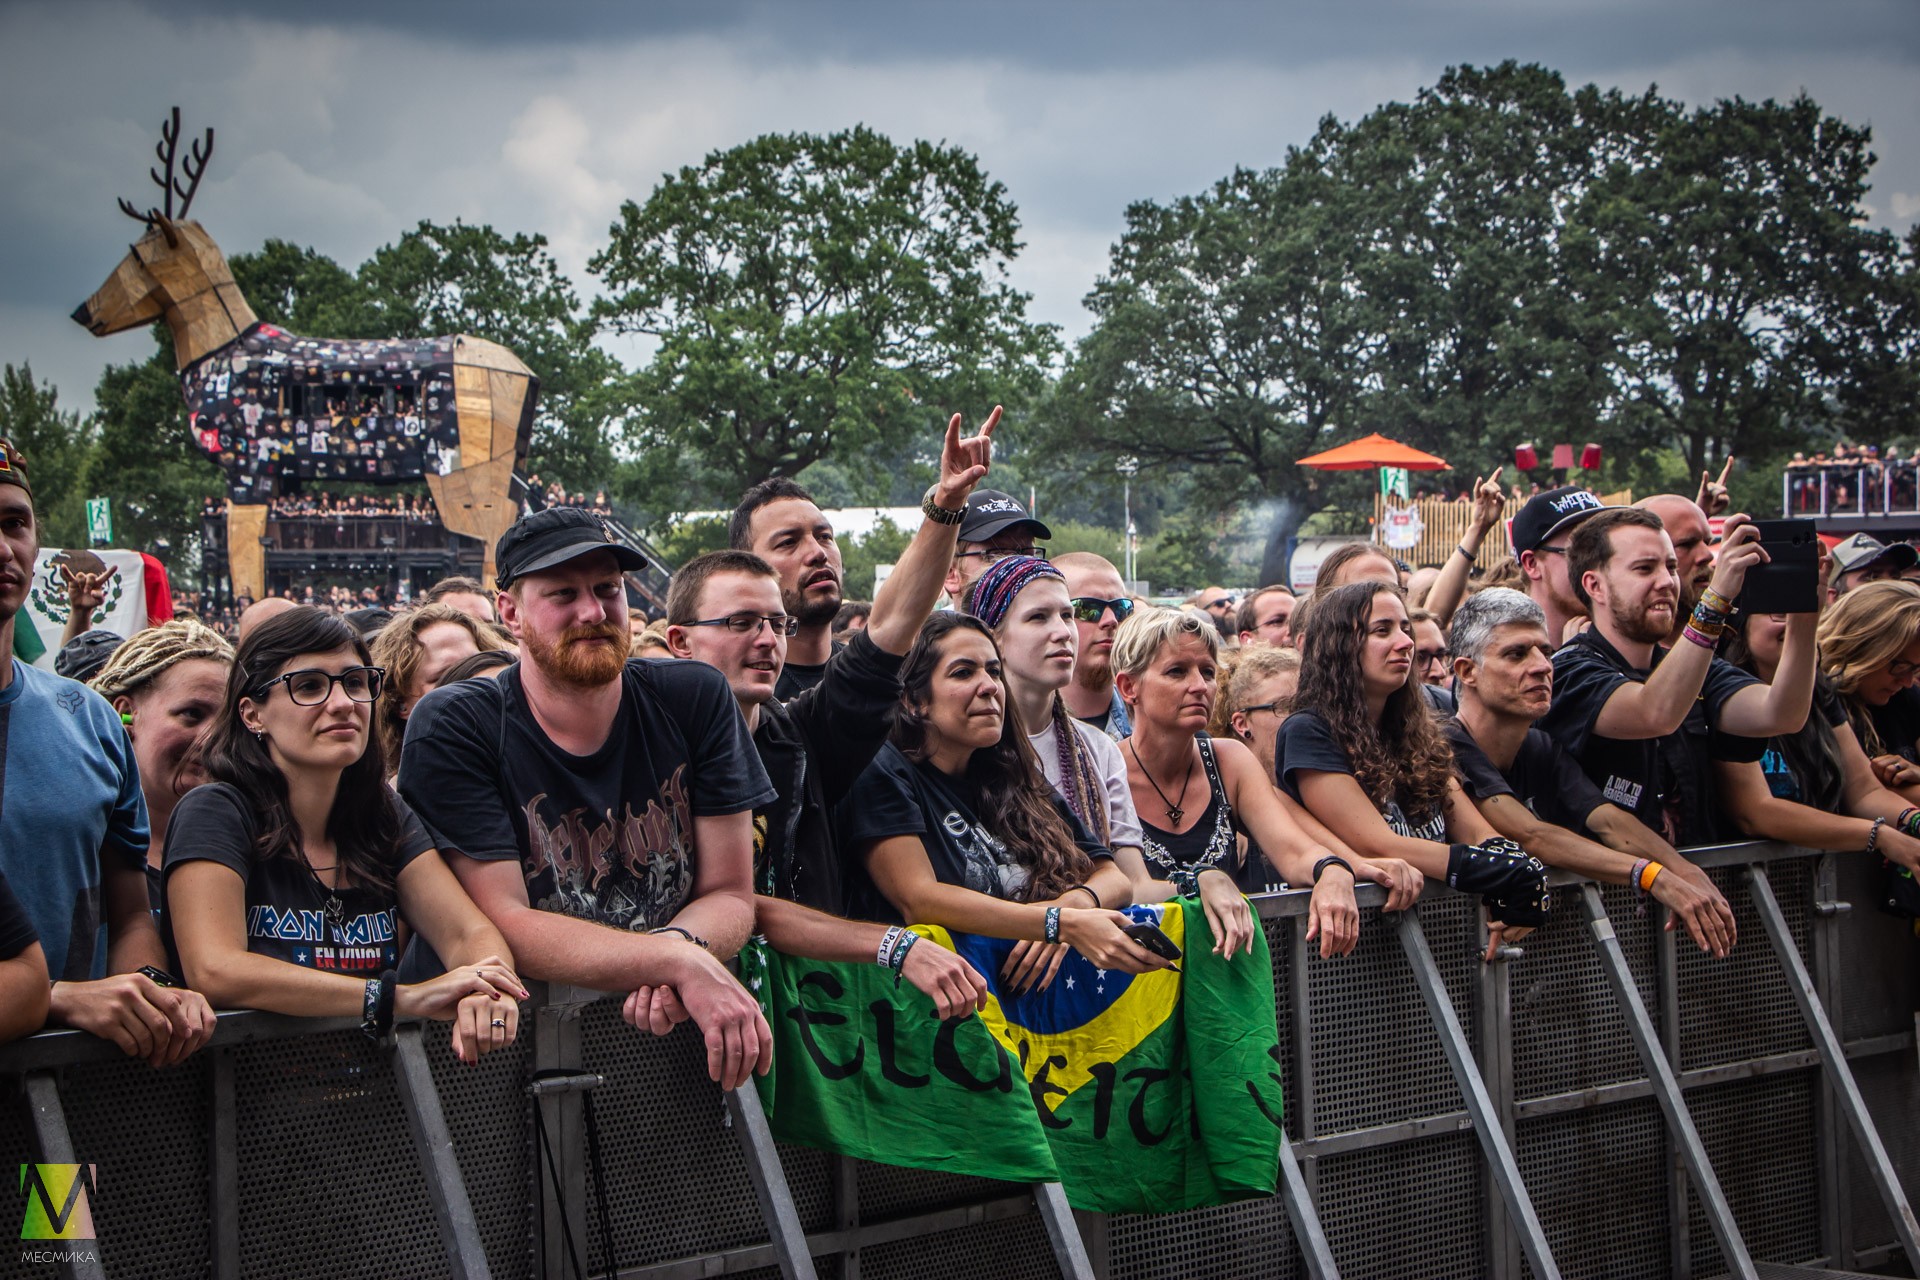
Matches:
[4,0,1916,415]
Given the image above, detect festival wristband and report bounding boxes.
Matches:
[889,932,918,982]
[1170,869,1200,898]
[876,925,905,967]
[375,968,398,1038]
[1680,625,1717,650]
[362,977,383,1040]
[1044,907,1062,943]
[1638,861,1664,892]
[1698,586,1735,616]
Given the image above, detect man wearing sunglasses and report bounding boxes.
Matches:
[664,409,999,1019]
[943,488,1052,605]
[1055,552,1135,741]
[401,505,779,1092]
[0,438,216,1067]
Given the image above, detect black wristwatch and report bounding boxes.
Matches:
[921,486,966,525]
[137,965,180,989]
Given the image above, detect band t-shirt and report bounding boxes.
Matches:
[0,868,39,963]
[1444,720,1607,837]
[1276,710,1449,841]
[400,658,774,932]
[839,742,1113,925]
[1539,629,1763,847]
[161,782,433,974]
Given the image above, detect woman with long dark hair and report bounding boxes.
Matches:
[163,607,525,1061]
[1114,608,1420,958]
[841,613,1166,992]
[1281,582,1549,953]
[964,558,1255,969]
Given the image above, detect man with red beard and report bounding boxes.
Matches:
[1055,553,1133,741]
[401,507,777,1091]
[1538,508,1815,849]
[729,479,847,701]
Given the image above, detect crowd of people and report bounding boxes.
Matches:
[1786,440,1920,513]
[3,415,1917,1201]
[204,492,443,521]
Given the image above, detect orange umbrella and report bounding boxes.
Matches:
[1297,433,1450,471]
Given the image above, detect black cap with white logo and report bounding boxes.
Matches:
[1510,486,1605,555]
[958,490,1052,544]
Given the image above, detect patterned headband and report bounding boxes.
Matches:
[966,555,1065,629]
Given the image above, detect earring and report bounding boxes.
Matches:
[253,730,265,744]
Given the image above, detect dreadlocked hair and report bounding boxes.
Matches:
[1293,581,1453,824]
[890,613,1094,901]
[90,619,234,702]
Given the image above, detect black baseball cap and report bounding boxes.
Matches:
[958,490,1052,544]
[494,506,648,589]
[56,629,123,683]
[1510,486,1605,555]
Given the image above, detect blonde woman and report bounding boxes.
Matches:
[368,604,512,775]
[91,620,235,904]
[1817,580,1920,795]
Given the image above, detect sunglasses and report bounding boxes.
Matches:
[1071,596,1136,624]
[257,665,386,706]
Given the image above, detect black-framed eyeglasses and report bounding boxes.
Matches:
[1238,701,1285,717]
[1531,546,1568,558]
[684,612,800,637]
[1416,648,1450,665]
[1071,596,1136,624]
[1889,657,1920,681]
[257,666,386,706]
[953,545,1048,564]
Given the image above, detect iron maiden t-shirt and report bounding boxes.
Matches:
[161,782,433,974]
[400,659,774,931]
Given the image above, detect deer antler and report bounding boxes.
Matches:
[173,119,214,220]
[122,107,215,224]
[148,107,180,219]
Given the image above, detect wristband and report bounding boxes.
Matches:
[1638,860,1664,892]
[376,968,398,1038]
[362,976,383,1040]
[1065,883,1101,908]
[876,925,905,967]
[1311,855,1354,884]
[1698,586,1735,616]
[650,925,710,950]
[1867,816,1887,857]
[921,485,966,525]
[1899,807,1920,837]
[1629,858,1650,899]
[1169,868,1200,898]
[1455,544,1476,562]
[889,932,918,983]
[1680,625,1716,650]
[1044,906,1062,943]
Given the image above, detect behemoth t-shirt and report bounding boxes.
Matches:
[400,659,774,931]
[1444,720,1607,837]
[1276,710,1449,842]
[161,782,433,974]
[838,743,1113,924]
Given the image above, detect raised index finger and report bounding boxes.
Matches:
[976,404,1003,439]
[1717,456,1735,485]
[1485,465,1503,488]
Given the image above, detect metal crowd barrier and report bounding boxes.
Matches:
[3,842,1915,1280]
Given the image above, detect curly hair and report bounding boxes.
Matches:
[369,603,513,770]
[891,613,1094,900]
[1292,581,1452,823]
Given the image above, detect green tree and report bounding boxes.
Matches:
[0,364,93,546]
[589,126,1059,506]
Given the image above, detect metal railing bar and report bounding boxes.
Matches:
[392,1023,493,1280]
[1580,883,1757,1279]
[1745,865,1920,1274]
[1393,909,1563,1280]
[1032,1181,1098,1280]
[1277,1129,1342,1280]
[725,1078,822,1280]
[22,1071,108,1280]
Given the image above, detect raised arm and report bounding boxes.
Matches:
[1716,612,1817,738]
[1424,468,1504,628]
[865,407,998,655]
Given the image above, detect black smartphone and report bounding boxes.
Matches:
[1739,519,1821,614]
[1122,921,1184,964]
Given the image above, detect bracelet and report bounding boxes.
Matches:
[1690,601,1730,631]
[921,485,966,525]
[876,925,905,967]
[361,976,383,1041]
[1064,884,1101,908]
[1899,807,1920,837]
[889,932,918,983]
[1169,868,1200,898]
[137,965,179,989]
[1638,860,1664,892]
[1629,858,1650,899]
[1680,625,1718,650]
[1044,906,1062,943]
[650,926,710,950]
[1311,855,1354,884]
[1455,544,1477,562]
[1867,816,1887,856]
[1698,586,1735,616]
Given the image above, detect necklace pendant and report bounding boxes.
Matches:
[1166,806,1184,825]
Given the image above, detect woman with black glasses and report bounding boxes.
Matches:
[162,608,526,1061]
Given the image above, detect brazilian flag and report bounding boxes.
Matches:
[750,901,1283,1213]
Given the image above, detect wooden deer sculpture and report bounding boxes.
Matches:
[73,108,537,596]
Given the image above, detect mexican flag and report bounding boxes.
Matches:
[14,549,148,670]
[749,900,1283,1213]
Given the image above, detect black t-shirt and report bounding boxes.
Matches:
[399,658,774,932]
[160,782,433,974]
[773,640,846,702]
[752,630,903,912]
[1868,686,1920,763]
[1445,720,1606,837]
[1759,685,1849,809]
[838,742,1113,925]
[1538,629,1763,847]
[1276,710,1449,842]
[0,868,39,962]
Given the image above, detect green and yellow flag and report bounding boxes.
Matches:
[750,900,1283,1213]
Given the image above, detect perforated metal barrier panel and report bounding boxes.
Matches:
[3,844,1915,1280]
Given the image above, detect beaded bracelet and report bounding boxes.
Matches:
[1044,906,1062,943]
[1866,816,1887,857]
